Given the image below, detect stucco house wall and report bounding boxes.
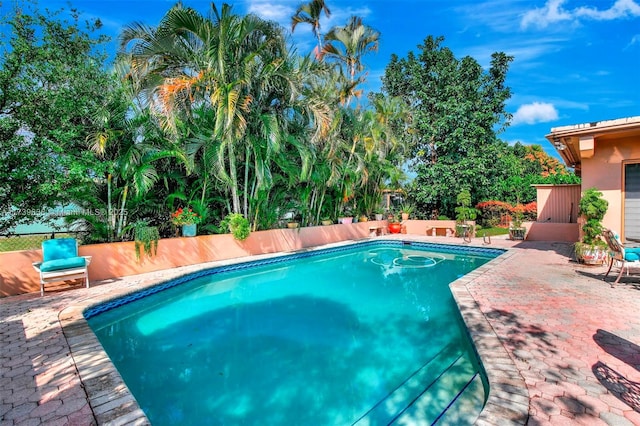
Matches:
[580,135,640,235]
[546,116,640,241]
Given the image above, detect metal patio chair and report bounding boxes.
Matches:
[602,229,640,286]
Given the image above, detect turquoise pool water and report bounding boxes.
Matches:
[87,241,501,425]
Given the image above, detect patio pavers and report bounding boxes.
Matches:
[464,240,640,425]
[1,238,639,425]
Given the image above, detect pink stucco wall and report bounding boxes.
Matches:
[534,184,581,223]
[0,217,584,298]
[581,135,640,239]
[0,222,385,297]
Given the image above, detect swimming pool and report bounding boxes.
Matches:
[86,241,503,425]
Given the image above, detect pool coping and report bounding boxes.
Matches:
[449,247,530,425]
[58,237,528,425]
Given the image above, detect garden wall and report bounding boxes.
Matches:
[0,221,384,297]
[0,218,580,297]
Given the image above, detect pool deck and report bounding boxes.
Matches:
[1,236,639,425]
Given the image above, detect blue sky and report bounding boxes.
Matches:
[41,0,640,159]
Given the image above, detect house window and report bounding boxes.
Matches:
[624,162,640,242]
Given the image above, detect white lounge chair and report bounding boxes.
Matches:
[32,238,92,296]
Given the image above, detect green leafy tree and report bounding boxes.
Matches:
[0,3,118,231]
[382,36,513,217]
[497,143,580,205]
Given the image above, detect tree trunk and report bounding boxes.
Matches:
[227,142,240,214]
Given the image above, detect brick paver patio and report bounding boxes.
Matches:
[1,238,639,425]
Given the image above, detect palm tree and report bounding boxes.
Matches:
[291,0,331,57]
[320,16,380,92]
[120,3,333,221]
[120,4,279,214]
[85,88,191,241]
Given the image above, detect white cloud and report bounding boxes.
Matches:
[575,0,640,20]
[246,1,373,33]
[512,102,559,125]
[521,0,640,29]
[247,1,294,26]
[521,0,573,29]
[625,33,640,49]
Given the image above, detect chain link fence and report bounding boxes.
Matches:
[0,231,90,252]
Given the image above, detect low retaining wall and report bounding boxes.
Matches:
[0,219,581,297]
[0,221,384,297]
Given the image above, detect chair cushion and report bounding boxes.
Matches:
[624,247,640,254]
[42,238,78,262]
[624,251,640,262]
[40,256,86,272]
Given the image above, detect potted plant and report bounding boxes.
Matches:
[454,190,478,238]
[359,213,369,222]
[399,203,415,221]
[575,187,609,265]
[374,207,384,221]
[321,216,333,226]
[388,214,402,234]
[508,205,526,240]
[219,213,251,241]
[171,207,202,237]
[131,220,159,261]
[338,205,354,224]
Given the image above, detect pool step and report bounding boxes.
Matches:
[351,345,479,425]
[424,373,485,425]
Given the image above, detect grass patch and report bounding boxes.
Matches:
[475,226,510,237]
[0,233,73,252]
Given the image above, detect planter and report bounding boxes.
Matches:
[359,216,369,222]
[509,227,526,240]
[388,223,402,234]
[575,244,608,265]
[455,224,471,238]
[339,217,353,224]
[287,222,299,229]
[375,214,383,221]
[182,224,197,237]
[401,213,409,221]
[321,220,333,226]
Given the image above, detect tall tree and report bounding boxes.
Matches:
[497,143,580,205]
[120,3,332,218]
[0,4,118,231]
[382,35,513,217]
[291,0,331,57]
[320,16,380,105]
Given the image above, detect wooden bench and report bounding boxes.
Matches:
[369,226,385,237]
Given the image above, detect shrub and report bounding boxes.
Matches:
[476,200,511,227]
[219,214,251,241]
[578,188,608,246]
[476,200,538,227]
[521,202,537,221]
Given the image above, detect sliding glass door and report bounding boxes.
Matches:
[624,162,640,242]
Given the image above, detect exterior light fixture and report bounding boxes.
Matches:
[553,137,566,150]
